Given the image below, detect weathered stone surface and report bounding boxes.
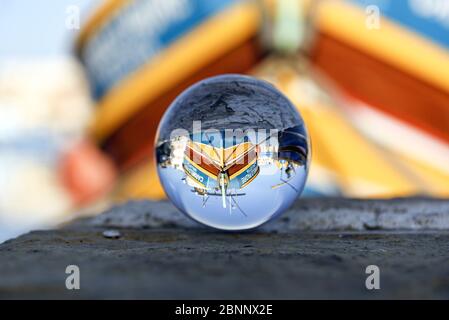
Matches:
[86,197,449,231]
[0,198,449,299]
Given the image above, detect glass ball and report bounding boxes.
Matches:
[155,74,310,230]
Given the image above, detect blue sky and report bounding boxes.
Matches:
[0,0,101,58]
[159,164,307,230]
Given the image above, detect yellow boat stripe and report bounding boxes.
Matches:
[241,166,260,189]
[191,141,254,164]
[187,143,223,170]
[192,143,222,165]
[229,158,257,180]
[183,169,207,189]
[259,63,420,197]
[91,1,260,141]
[315,0,449,94]
[184,155,219,180]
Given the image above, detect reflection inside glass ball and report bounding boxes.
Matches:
[156,75,310,230]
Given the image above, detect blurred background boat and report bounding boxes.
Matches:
[1,0,448,242]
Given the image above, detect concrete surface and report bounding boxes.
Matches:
[0,198,448,299]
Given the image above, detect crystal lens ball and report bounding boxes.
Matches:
[155,74,310,230]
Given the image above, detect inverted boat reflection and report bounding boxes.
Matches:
[156,126,309,212]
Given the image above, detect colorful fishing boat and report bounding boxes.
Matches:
[182,131,260,208]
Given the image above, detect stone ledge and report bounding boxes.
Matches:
[84,197,449,231]
[1,197,449,299]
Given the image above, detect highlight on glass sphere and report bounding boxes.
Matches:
[155,74,310,231]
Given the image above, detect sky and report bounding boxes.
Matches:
[0,0,102,58]
[159,163,308,230]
